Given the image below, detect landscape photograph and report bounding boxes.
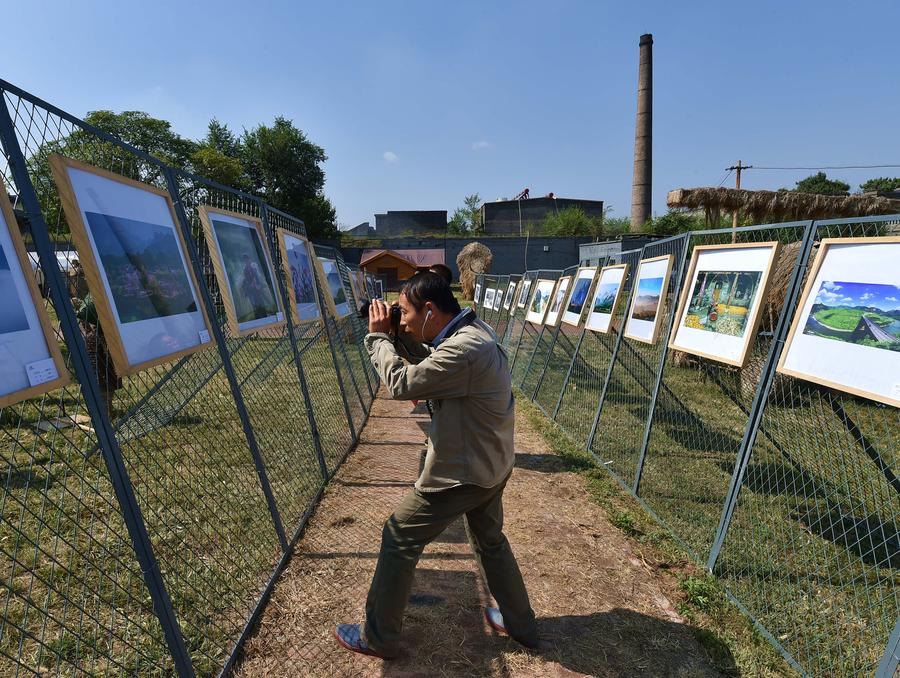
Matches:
[285,239,318,317]
[550,281,569,314]
[592,282,622,316]
[803,280,900,353]
[85,211,197,324]
[212,219,279,324]
[0,246,29,335]
[320,258,347,307]
[684,270,762,337]
[529,283,551,315]
[630,276,664,321]
[566,276,592,315]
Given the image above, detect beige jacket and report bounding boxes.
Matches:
[365,317,515,491]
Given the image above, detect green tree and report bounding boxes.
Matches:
[859,177,900,193]
[240,117,337,237]
[536,206,602,237]
[447,193,483,234]
[642,210,705,236]
[793,172,850,196]
[190,119,246,187]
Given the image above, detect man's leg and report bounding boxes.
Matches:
[464,481,538,645]
[361,487,466,656]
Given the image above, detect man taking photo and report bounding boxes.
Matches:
[334,272,538,659]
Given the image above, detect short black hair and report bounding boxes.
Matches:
[428,263,453,285]
[400,272,461,315]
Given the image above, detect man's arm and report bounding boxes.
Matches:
[365,334,469,401]
[396,332,433,363]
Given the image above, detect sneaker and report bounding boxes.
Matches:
[333,624,389,659]
[483,607,542,651]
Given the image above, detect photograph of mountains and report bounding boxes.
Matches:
[630,276,664,321]
[86,211,197,324]
[803,280,900,353]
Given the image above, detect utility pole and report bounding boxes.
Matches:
[727,160,752,229]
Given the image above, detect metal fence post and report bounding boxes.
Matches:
[164,169,289,554]
[315,286,358,442]
[259,203,329,483]
[0,103,197,678]
[875,615,900,678]
[706,221,817,570]
[631,234,690,495]
[586,254,643,452]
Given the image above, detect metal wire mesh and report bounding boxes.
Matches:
[589,235,688,489]
[711,217,900,677]
[531,265,582,415]
[553,250,640,447]
[0,81,374,677]
[637,224,810,561]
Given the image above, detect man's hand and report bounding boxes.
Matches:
[368,299,393,334]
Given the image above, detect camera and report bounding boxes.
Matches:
[359,299,402,339]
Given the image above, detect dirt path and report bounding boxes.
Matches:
[235,390,725,677]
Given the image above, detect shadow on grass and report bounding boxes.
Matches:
[791,502,900,569]
[380,607,737,678]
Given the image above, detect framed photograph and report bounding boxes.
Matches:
[317,256,350,318]
[492,283,504,310]
[517,278,533,309]
[777,237,900,407]
[365,274,377,300]
[483,287,496,309]
[669,242,781,367]
[526,279,556,325]
[198,206,283,336]
[49,155,214,376]
[585,264,628,333]
[562,267,597,327]
[503,277,519,310]
[474,281,483,305]
[0,179,70,407]
[544,276,571,327]
[276,228,322,324]
[356,270,368,301]
[375,280,384,299]
[624,255,674,344]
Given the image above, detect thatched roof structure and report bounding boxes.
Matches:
[667,187,900,224]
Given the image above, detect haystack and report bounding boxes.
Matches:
[456,242,493,299]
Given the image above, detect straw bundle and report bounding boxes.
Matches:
[456,242,493,299]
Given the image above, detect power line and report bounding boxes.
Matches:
[715,169,733,187]
[742,164,900,171]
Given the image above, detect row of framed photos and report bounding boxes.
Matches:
[478,236,899,408]
[0,155,365,408]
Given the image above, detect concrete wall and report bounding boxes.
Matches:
[482,197,604,234]
[334,235,593,279]
[374,210,448,236]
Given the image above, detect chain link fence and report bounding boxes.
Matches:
[0,80,376,676]
[478,218,899,677]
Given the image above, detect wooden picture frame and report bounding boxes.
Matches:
[623,254,674,344]
[668,242,781,368]
[544,276,572,327]
[503,276,520,310]
[316,255,350,318]
[49,154,215,376]
[198,205,284,337]
[585,263,629,334]
[526,278,556,325]
[777,236,900,407]
[275,228,323,325]
[561,266,598,327]
[517,278,533,309]
[0,177,70,407]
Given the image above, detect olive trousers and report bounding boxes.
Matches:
[360,476,537,657]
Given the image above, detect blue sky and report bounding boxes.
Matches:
[816,281,900,311]
[5,1,900,229]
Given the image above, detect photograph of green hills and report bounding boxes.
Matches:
[803,280,900,352]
